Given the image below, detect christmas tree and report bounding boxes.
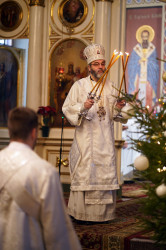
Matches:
[120,92,166,246]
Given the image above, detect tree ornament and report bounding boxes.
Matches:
[156,183,166,197]
[151,135,158,140]
[162,121,166,129]
[162,71,166,82]
[134,155,149,171]
[121,103,135,119]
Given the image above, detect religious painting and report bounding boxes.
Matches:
[0,47,18,127]
[50,39,88,127]
[59,0,88,28]
[126,7,162,110]
[0,1,23,32]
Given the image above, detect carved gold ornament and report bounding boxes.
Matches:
[56,157,69,168]
[29,0,45,7]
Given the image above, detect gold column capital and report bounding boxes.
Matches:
[96,0,113,2]
[29,0,45,7]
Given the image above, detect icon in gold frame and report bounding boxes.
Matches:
[59,0,88,28]
[0,1,23,32]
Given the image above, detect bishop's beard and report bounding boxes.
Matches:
[90,68,106,81]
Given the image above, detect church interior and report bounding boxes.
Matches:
[0,0,166,249]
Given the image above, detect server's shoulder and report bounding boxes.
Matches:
[30,150,57,173]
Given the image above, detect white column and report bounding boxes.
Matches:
[95,0,113,64]
[26,1,45,110]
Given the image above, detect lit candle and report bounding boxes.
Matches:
[108,50,117,68]
[96,50,118,84]
[118,53,125,96]
[99,73,108,96]
[122,53,127,93]
[124,52,129,71]
[99,52,121,96]
[107,51,122,70]
[90,80,101,94]
[118,52,129,96]
[90,51,122,96]
[98,52,122,96]
[123,52,129,93]
[93,80,102,94]
[98,51,119,80]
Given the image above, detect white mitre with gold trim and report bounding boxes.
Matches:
[83,44,105,64]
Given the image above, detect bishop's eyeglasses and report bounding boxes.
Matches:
[90,62,106,67]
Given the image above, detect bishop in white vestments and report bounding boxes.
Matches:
[62,44,123,222]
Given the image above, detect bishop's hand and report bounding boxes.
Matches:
[115,98,126,110]
[84,98,94,109]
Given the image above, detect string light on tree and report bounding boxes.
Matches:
[129,56,166,243]
[134,155,149,171]
[162,121,166,129]
[157,166,166,172]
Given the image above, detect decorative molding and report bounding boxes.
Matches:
[29,0,45,7]
[49,38,61,51]
[82,22,94,36]
[19,27,29,38]
[1,25,29,39]
[126,0,164,8]
[66,26,75,35]
[81,36,94,43]
[49,25,61,37]
[96,0,113,2]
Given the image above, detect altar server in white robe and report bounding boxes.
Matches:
[0,107,81,250]
[62,44,124,223]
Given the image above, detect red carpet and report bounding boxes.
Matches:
[121,183,147,198]
[63,184,162,249]
[71,197,147,250]
[64,184,157,250]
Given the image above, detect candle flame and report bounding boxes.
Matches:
[125,52,129,56]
